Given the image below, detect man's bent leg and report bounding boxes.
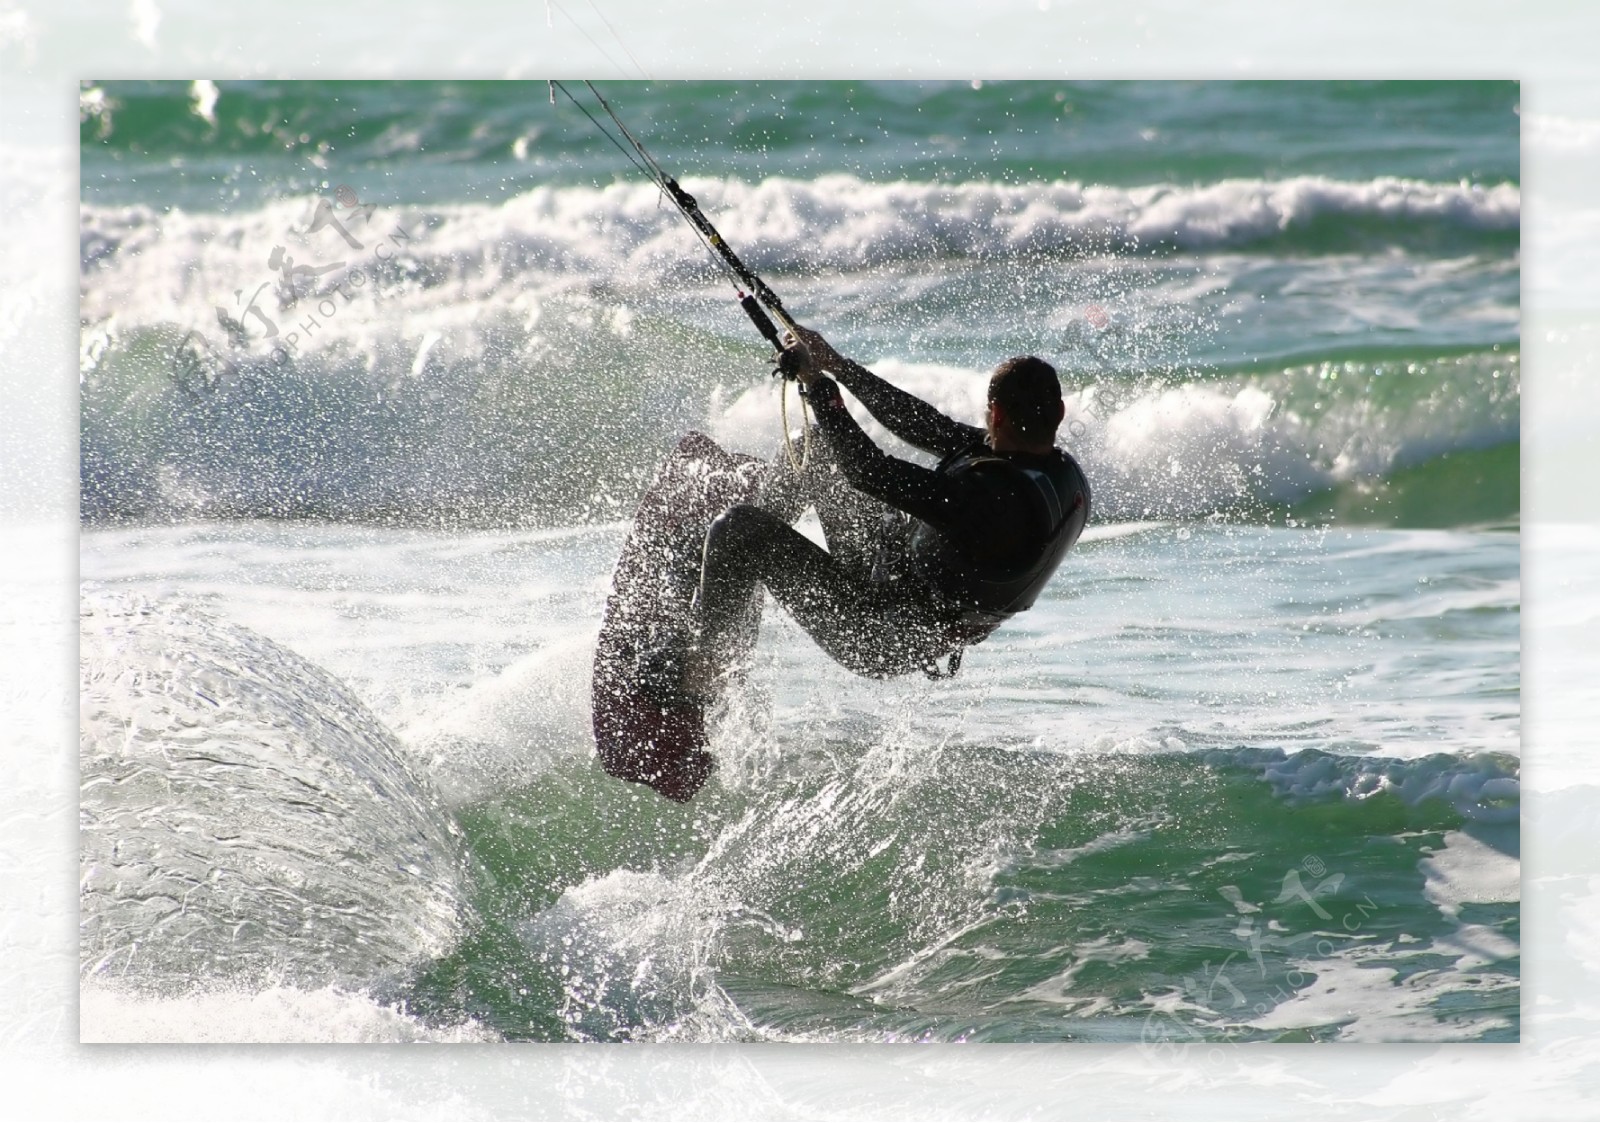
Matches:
[697,503,948,680]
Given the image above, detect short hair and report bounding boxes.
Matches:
[988,356,1063,441]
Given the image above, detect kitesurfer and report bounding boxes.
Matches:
[676,324,1092,694]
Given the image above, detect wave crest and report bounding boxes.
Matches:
[80,589,466,994]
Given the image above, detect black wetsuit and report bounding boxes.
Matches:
[696,357,1091,679]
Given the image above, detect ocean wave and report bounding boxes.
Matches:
[611,174,1520,261]
[1204,746,1520,824]
[79,588,466,994]
[78,174,1519,304]
[76,168,1518,528]
[498,735,1517,1042]
[78,328,1518,526]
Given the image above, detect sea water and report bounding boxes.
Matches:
[78,80,1520,1042]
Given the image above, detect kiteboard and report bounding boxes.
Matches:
[591,432,766,801]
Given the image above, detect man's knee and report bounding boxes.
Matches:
[708,502,773,543]
[705,503,790,571]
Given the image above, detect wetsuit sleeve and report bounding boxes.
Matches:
[826,356,983,458]
[802,376,971,528]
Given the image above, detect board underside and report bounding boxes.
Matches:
[591,433,765,801]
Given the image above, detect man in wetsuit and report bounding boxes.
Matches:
[679,324,1091,693]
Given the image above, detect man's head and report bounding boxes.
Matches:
[987,356,1064,449]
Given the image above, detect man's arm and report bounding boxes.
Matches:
[794,326,981,458]
[798,374,966,529]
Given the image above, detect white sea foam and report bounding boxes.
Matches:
[1420,828,1522,984]
[78,173,1518,338]
[404,632,598,805]
[1245,953,1516,1042]
[522,867,756,1042]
